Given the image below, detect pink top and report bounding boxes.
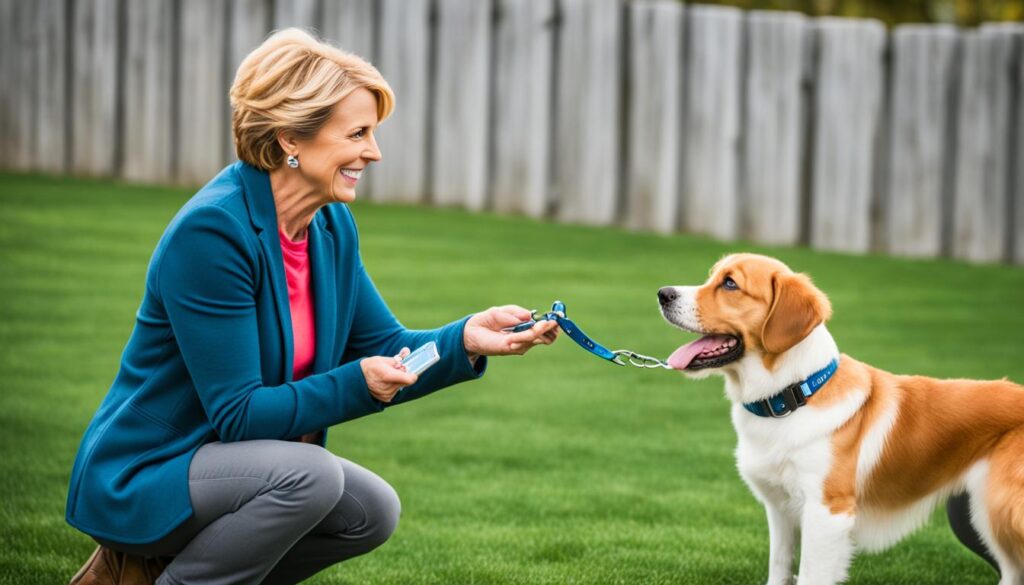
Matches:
[279,228,316,381]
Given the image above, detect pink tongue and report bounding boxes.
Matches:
[667,336,727,370]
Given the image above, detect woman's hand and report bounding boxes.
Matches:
[361,348,418,403]
[464,305,560,358]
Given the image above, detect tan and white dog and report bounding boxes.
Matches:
[658,253,1024,585]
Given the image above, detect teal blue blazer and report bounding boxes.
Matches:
[66,162,485,544]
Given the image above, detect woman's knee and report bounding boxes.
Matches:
[271,444,345,517]
[363,481,401,549]
[335,465,401,550]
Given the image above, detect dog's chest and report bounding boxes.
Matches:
[733,415,836,507]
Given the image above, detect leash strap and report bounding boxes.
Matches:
[507,301,671,369]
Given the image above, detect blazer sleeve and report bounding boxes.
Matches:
[342,256,486,406]
[157,206,383,442]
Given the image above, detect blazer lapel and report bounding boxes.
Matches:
[237,163,294,381]
[308,212,337,374]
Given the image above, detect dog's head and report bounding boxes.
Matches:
[658,253,832,374]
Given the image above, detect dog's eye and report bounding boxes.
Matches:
[722,277,739,291]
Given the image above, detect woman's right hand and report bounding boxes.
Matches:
[360,348,418,403]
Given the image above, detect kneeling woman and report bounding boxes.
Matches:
[66,29,558,585]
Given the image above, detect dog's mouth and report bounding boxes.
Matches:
[667,334,744,371]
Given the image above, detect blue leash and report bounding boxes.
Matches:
[504,301,671,369]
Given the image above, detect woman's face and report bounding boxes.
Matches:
[290,87,382,203]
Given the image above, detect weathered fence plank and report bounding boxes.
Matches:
[274,0,320,31]
[742,11,810,245]
[491,0,554,218]
[624,0,684,234]
[178,0,230,185]
[809,18,887,253]
[370,0,431,204]
[7,1,37,172]
[554,0,622,226]
[123,0,176,183]
[34,0,68,173]
[322,0,375,60]
[72,0,120,176]
[884,25,959,258]
[431,0,491,211]
[9,1,38,171]
[0,0,15,166]
[952,24,1023,264]
[1016,33,1024,266]
[227,0,272,163]
[682,5,742,240]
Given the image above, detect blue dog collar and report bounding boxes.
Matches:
[743,357,840,418]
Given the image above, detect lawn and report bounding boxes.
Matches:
[1,172,1021,584]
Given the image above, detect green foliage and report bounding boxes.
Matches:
[1,173,1018,584]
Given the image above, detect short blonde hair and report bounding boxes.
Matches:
[230,28,395,171]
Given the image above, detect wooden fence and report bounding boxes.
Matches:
[1,0,1022,264]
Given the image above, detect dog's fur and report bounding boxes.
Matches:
[659,253,1024,585]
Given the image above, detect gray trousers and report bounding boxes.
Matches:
[96,440,401,585]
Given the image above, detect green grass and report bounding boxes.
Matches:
[1,172,1021,584]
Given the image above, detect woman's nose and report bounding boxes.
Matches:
[364,135,382,162]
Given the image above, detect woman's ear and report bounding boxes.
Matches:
[276,130,298,160]
[760,272,832,355]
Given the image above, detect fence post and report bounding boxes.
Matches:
[624,0,684,234]
[370,0,431,204]
[1015,30,1024,266]
[177,0,230,186]
[742,11,810,245]
[123,0,176,183]
[809,18,886,253]
[0,0,14,168]
[682,5,743,241]
[274,0,320,31]
[227,0,272,165]
[883,25,959,259]
[10,1,39,172]
[432,0,491,211]
[952,24,1023,264]
[553,0,622,226]
[322,0,376,61]
[72,0,121,177]
[491,0,555,219]
[34,0,68,174]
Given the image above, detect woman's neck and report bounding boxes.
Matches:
[269,168,325,241]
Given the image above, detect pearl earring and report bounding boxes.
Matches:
[287,154,299,169]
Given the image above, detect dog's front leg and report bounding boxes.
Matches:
[765,503,797,585]
[796,502,855,585]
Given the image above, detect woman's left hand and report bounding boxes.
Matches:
[464,305,560,358]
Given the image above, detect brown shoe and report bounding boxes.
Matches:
[68,545,169,585]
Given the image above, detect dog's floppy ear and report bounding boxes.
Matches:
[761,272,832,355]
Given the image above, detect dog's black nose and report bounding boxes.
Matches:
[658,287,678,306]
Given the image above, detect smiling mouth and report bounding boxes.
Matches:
[667,334,744,371]
[339,168,363,181]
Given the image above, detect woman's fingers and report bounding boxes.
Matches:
[504,320,556,345]
[361,356,418,402]
[495,304,534,321]
[505,321,559,354]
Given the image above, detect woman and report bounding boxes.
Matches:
[66,29,558,585]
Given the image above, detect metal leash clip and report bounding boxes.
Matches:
[611,349,672,370]
[504,301,672,370]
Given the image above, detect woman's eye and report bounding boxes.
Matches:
[723,277,739,290]
[351,128,366,139]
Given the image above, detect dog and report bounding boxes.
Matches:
[657,253,1024,585]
